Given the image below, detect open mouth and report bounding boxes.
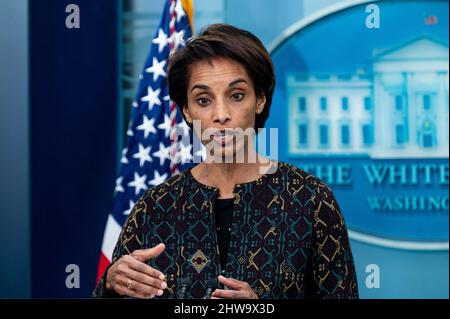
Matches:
[212,130,235,146]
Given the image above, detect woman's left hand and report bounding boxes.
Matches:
[211,275,258,299]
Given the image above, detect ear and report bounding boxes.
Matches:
[256,95,266,114]
[183,105,192,123]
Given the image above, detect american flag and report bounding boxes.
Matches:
[425,15,438,25]
[96,0,202,283]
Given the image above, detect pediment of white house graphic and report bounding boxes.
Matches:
[372,36,449,73]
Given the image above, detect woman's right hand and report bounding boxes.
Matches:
[105,243,168,298]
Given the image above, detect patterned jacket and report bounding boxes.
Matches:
[94,161,358,299]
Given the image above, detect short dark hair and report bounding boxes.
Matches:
[168,23,275,131]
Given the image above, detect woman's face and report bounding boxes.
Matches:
[184,57,265,161]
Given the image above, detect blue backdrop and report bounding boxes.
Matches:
[29,0,119,297]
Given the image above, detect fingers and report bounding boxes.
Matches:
[212,288,257,299]
[114,284,150,299]
[125,255,165,280]
[218,275,243,290]
[132,243,166,263]
[106,250,167,299]
[212,289,242,299]
[213,276,258,299]
[114,274,161,298]
[117,256,167,291]
[212,289,233,299]
[126,267,167,291]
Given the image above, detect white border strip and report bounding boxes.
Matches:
[269,0,449,251]
[349,230,449,251]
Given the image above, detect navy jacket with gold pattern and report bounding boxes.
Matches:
[94,161,358,299]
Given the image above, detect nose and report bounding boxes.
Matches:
[212,98,231,125]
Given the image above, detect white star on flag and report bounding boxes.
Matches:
[148,170,168,187]
[132,143,153,167]
[178,143,193,164]
[115,176,124,194]
[127,172,148,196]
[152,142,171,166]
[121,148,129,164]
[152,28,168,53]
[177,120,191,137]
[174,0,186,23]
[126,121,134,137]
[169,29,186,49]
[195,144,207,161]
[141,87,162,111]
[158,113,172,138]
[145,57,167,82]
[136,115,157,139]
[122,200,135,216]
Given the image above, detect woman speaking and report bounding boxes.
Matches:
[94,23,358,299]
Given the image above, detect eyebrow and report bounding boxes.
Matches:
[229,78,248,87]
[190,78,248,92]
[190,84,210,92]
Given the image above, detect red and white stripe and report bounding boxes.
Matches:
[96,214,122,282]
[169,0,180,176]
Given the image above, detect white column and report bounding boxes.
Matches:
[373,73,387,151]
[437,72,449,149]
[309,93,318,153]
[405,72,416,149]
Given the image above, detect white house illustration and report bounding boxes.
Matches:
[287,36,449,158]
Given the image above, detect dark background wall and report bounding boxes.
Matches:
[29,0,119,297]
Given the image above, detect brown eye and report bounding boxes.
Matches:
[196,98,210,106]
[231,93,245,102]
